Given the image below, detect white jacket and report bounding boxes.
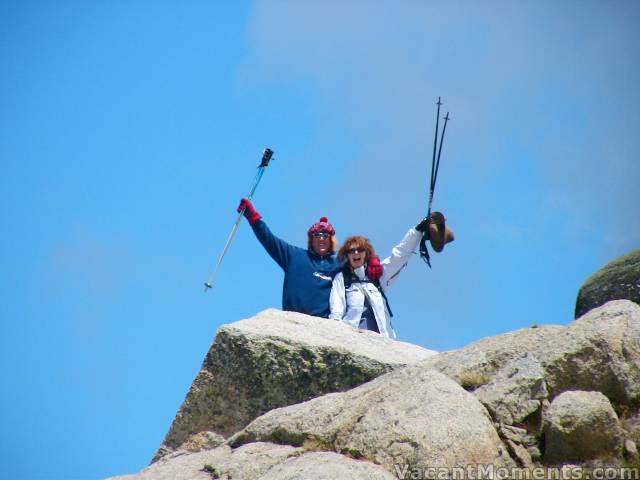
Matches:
[329,228,422,339]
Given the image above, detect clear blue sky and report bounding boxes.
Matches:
[1,1,638,479]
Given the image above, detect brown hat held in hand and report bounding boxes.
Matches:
[427,211,454,252]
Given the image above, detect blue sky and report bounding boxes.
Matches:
[1,1,639,479]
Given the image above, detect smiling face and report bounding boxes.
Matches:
[310,232,332,256]
[346,244,367,269]
[338,235,375,272]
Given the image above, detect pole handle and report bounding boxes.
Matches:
[258,148,274,168]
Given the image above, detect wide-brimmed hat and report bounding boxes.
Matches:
[428,211,455,252]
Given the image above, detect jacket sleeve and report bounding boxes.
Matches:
[329,273,347,321]
[379,227,422,291]
[250,219,296,270]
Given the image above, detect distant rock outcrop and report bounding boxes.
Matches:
[111,265,640,479]
[575,249,640,318]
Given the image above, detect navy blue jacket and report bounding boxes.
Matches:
[251,219,343,317]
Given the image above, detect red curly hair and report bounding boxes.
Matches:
[337,235,376,263]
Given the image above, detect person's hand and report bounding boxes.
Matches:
[416,211,445,233]
[237,197,262,225]
[366,255,383,281]
[415,217,430,232]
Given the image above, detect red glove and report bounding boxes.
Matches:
[366,255,383,281]
[237,197,262,225]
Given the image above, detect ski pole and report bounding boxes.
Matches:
[204,148,274,292]
[430,111,450,214]
[420,98,443,267]
[427,97,442,219]
[420,99,451,267]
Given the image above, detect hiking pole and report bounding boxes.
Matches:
[419,98,442,267]
[427,97,442,220]
[204,148,274,292]
[430,111,450,216]
[420,99,450,267]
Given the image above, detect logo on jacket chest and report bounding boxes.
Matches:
[313,272,332,282]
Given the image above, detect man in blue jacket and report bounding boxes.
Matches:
[237,198,382,318]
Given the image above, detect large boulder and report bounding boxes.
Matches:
[423,300,640,429]
[472,352,549,427]
[229,366,514,474]
[156,309,436,460]
[545,300,640,405]
[543,390,624,463]
[421,323,563,426]
[575,250,640,318]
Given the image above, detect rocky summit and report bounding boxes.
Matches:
[153,309,437,462]
[109,252,640,480]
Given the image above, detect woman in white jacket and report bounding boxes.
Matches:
[329,228,423,339]
[329,214,454,339]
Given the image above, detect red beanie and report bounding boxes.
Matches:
[307,217,335,236]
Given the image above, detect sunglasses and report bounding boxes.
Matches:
[347,247,364,254]
[312,232,330,239]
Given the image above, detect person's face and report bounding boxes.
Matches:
[311,232,332,256]
[346,244,367,269]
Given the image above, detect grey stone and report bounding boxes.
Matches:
[423,300,640,426]
[543,390,624,463]
[499,425,533,444]
[505,439,533,468]
[575,249,640,318]
[258,451,396,480]
[498,425,538,467]
[156,309,435,460]
[230,366,515,473]
[422,324,564,402]
[179,431,226,454]
[624,439,638,462]
[543,300,640,404]
[621,411,640,449]
[108,442,304,480]
[474,354,548,425]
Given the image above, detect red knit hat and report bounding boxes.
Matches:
[307,217,335,236]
